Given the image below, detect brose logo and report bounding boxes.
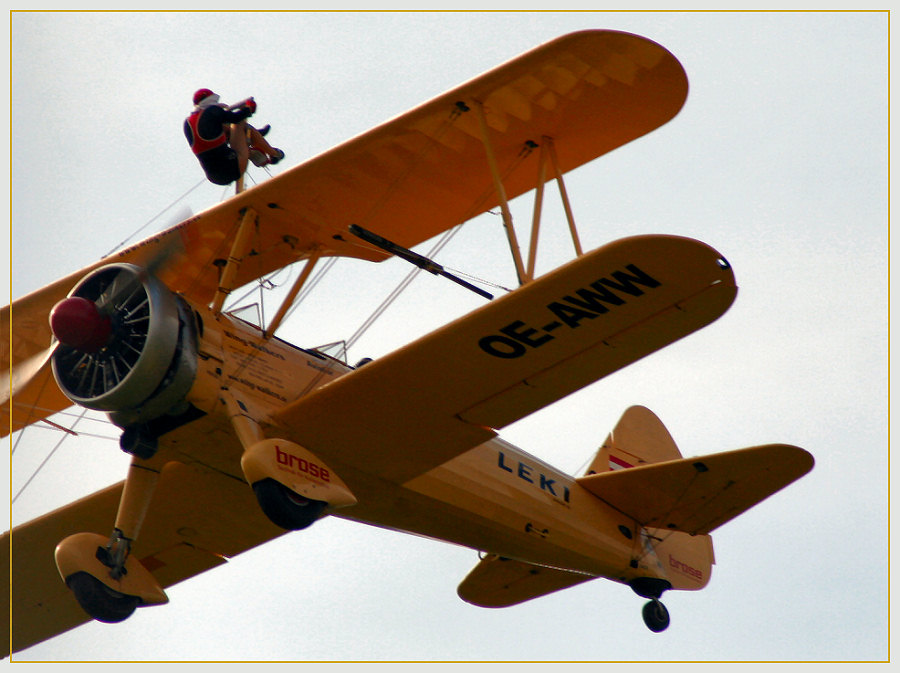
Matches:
[669,554,704,580]
[478,263,662,359]
[275,446,331,482]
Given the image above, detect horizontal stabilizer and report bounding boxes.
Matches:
[576,444,813,535]
[458,554,593,608]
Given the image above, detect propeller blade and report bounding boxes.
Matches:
[95,236,183,314]
[1,343,69,437]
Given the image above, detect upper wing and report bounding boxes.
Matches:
[575,444,815,535]
[271,234,736,484]
[4,30,686,435]
[136,29,686,307]
[3,458,287,656]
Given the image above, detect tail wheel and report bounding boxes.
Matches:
[252,479,327,530]
[65,572,139,623]
[641,598,670,633]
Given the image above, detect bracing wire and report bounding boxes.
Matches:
[345,225,461,352]
[227,102,531,354]
[341,140,533,356]
[12,407,90,504]
[104,178,207,258]
[441,265,514,294]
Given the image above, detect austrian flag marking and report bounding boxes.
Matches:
[608,455,633,471]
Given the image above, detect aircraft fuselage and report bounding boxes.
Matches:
[173,304,689,594]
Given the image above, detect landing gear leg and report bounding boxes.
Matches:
[114,456,162,545]
[57,455,167,623]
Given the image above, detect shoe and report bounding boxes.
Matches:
[268,148,285,165]
[258,124,271,137]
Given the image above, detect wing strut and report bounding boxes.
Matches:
[264,248,322,338]
[472,105,584,286]
[525,139,548,283]
[526,136,584,282]
[211,208,258,314]
[547,137,584,259]
[473,100,527,287]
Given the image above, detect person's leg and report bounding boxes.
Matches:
[248,126,281,159]
[228,121,250,175]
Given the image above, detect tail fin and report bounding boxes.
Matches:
[584,405,682,475]
[581,405,714,593]
[578,406,813,593]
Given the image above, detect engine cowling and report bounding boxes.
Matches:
[50,263,198,428]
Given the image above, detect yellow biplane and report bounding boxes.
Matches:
[3,30,813,655]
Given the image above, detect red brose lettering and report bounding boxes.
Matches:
[275,446,331,482]
[668,554,703,580]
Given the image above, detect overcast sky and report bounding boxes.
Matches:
[5,9,890,664]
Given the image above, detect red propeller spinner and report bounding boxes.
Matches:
[50,296,112,353]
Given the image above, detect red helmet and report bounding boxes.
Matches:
[193,88,217,105]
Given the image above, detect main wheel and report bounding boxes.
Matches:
[252,479,327,530]
[642,598,670,633]
[66,571,139,623]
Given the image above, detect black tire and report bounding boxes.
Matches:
[642,598,670,633]
[252,479,326,530]
[66,571,139,623]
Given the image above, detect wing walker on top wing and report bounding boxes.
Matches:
[184,88,285,194]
